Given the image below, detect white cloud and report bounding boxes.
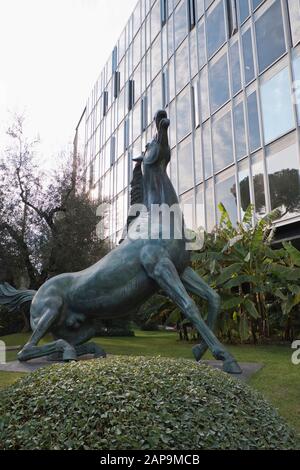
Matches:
[0,0,137,168]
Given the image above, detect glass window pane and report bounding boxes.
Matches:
[238,159,251,219]
[252,153,266,215]
[247,91,261,152]
[288,0,300,47]
[267,137,300,217]
[169,100,176,147]
[292,54,300,125]
[190,29,198,78]
[151,0,161,42]
[205,181,215,231]
[206,0,226,58]
[174,1,187,50]
[194,127,203,184]
[242,28,255,84]
[200,67,209,121]
[175,40,189,93]
[233,102,247,160]
[230,41,242,95]
[169,57,175,101]
[237,0,249,24]
[151,34,161,79]
[197,0,205,19]
[216,172,238,225]
[255,0,286,74]
[203,121,212,178]
[178,136,194,194]
[209,53,230,113]
[196,185,205,228]
[168,14,174,58]
[251,0,264,10]
[198,20,206,69]
[261,67,294,144]
[181,192,194,229]
[212,111,234,173]
[151,74,162,117]
[177,86,192,141]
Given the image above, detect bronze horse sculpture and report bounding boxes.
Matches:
[0,110,241,374]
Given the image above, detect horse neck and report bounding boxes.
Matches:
[143,168,179,210]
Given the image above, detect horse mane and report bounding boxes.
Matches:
[119,161,144,243]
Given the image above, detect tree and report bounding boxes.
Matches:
[0,115,108,308]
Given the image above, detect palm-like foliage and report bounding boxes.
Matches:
[191,204,300,343]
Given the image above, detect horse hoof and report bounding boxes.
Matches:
[223,359,242,375]
[62,348,77,362]
[192,344,206,362]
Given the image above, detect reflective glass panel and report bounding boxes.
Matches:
[212,111,234,173]
[177,86,191,141]
[237,0,249,24]
[206,0,226,58]
[261,67,294,144]
[238,159,251,219]
[178,136,194,194]
[203,121,212,178]
[252,153,266,215]
[176,40,189,93]
[255,0,286,73]
[247,91,261,152]
[209,53,230,113]
[198,20,206,69]
[215,172,238,225]
[288,0,300,47]
[174,1,187,50]
[233,101,247,160]
[242,28,255,84]
[230,41,242,95]
[267,138,300,217]
[194,127,203,184]
[205,180,215,231]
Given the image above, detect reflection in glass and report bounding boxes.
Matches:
[267,141,300,217]
[196,185,205,229]
[151,74,162,118]
[212,111,234,173]
[293,55,300,125]
[255,0,285,74]
[261,67,294,144]
[237,0,249,24]
[190,29,198,79]
[176,40,189,93]
[180,192,194,229]
[209,53,230,113]
[169,100,176,148]
[169,58,175,101]
[151,34,161,80]
[194,127,203,184]
[177,87,191,141]
[230,41,242,95]
[170,148,178,190]
[197,0,204,20]
[233,102,247,160]
[198,20,206,69]
[205,181,215,232]
[178,136,194,194]
[168,14,174,58]
[206,0,226,58]
[200,67,209,122]
[215,172,237,225]
[238,159,251,219]
[288,0,300,47]
[252,154,266,215]
[247,92,261,153]
[251,0,264,10]
[242,28,255,85]
[203,121,212,179]
[174,1,187,50]
[151,0,161,43]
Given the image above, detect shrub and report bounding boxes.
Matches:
[0,356,298,450]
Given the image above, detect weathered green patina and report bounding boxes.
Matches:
[0,111,241,373]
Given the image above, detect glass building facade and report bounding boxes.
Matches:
[79,0,300,244]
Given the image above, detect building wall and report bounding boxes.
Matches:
[81,0,300,244]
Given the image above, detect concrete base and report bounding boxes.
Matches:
[0,357,262,381]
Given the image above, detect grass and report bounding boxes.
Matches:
[0,330,299,434]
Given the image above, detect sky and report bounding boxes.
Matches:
[0,0,137,169]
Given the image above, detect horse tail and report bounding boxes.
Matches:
[0,282,36,312]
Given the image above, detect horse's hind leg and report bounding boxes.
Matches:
[181,267,220,361]
[18,298,76,362]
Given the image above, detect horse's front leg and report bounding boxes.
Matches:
[141,252,241,374]
[181,267,220,361]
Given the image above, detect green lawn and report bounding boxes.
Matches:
[1,330,299,434]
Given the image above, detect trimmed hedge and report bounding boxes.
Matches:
[0,356,298,450]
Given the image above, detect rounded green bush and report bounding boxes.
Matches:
[0,356,298,450]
